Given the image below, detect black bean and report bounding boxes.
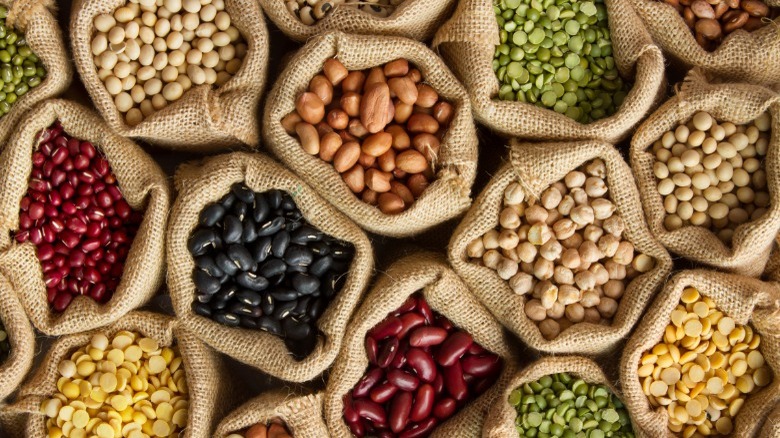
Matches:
[220,192,236,209]
[236,271,270,291]
[232,200,249,219]
[229,302,257,316]
[273,300,297,320]
[216,253,239,276]
[267,190,283,209]
[294,296,311,315]
[332,245,354,260]
[194,255,224,278]
[270,288,297,302]
[232,183,255,203]
[251,237,273,263]
[199,203,225,227]
[253,193,269,223]
[281,194,297,211]
[195,293,212,303]
[259,259,286,278]
[192,302,212,317]
[271,231,290,258]
[322,272,338,298]
[284,245,314,267]
[261,294,274,315]
[282,317,312,340]
[259,316,282,335]
[194,270,221,295]
[239,316,259,329]
[309,241,331,256]
[291,226,321,245]
[223,215,243,244]
[214,312,240,327]
[227,244,253,271]
[309,255,333,277]
[188,229,219,256]
[308,296,328,320]
[236,289,261,306]
[292,273,320,295]
[242,219,258,243]
[286,264,308,274]
[215,285,238,302]
[211,299,228,310]
[286,219,303,232]
[257,216,285,237]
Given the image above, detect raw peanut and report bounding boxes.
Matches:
[742,0,770,16]
[432,101,454,125]
[388,77,419,105]
[386,124,411,150]
[390,181,414,206]
[281,112,302,134]
[378,149,396,172]
[407,174,429,198]
[358,153,376,168]
[407,113,440,134]
[362,132,393,157]
[295,122,320,155]
[695,18,722,39]
[316,122,334,137]
[327,109,349,130]
[378,192,405,214]
[744,16,765,30]
[342,71,366,93]
[309,74,333,105]
[365,67,386,90]
[412,133,441,162]
[394,101,414,123]
[365,169,392,193]
[383,59,409,77]
[691,0,715,18]
[342,165,365,193]
[340,92,361,117]
[396,150,429,173]
[415,84,439,108]
[348,119,369,138]
[362,189,379,205]
[407,68,422,83]
[360,83,393,134]
[319,132,342,162]
[323,59,349,85]
[295,92,325,124]
[723,10,749,32]
[333,141,361,172]
[714,1,730,18]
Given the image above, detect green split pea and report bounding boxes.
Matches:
[509,372,635,438]
[0,6,46,118]
[493,0,629,123]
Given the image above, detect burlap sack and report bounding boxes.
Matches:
[70,0,268,152]
[0,0,71,148]
[448,139,672,355]
[431,0,665,143]
[259,0,455,43]
[483,356,642,438]
[631,70,780,276]
[263,31,477,238]
[619,270,780,437]
[215,391,328,438]
[0,269,35,403]
[627,0,780,85]
[324,252,518,438]
[763,235,780,283]
[761,402,780,437]
[6,311,234,438]
[0,99,171,336]
[167,151,373,383]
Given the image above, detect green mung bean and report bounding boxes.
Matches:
[492,0,629,123]
[510,373,634,438]
[0,6,45,118]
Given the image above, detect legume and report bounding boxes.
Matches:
[344,293,503,437]
[651,111,771,245]
[638,287,772,437]
[467,158,655,340]
[0,6,46,117]
[492,0,629,123]
[91,0,246,126]
[510,372,634,437]
[189,183,355,360]
[0,320,9,364]
[285,0,404,24]
[15,121,143,312]
[226,421,293,438]
[283,58,449,215]
[41,331,189,438]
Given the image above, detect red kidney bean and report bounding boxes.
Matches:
[432,368,444,395]
[370,316,403,340]
[461,354,502,378]
[416,298,433,324]
[366,337,379,365]
[397,312,425,338]
[377,336,399,368]
[467,342,487,355]
[432,397,457,419]
[395,296,417,314]
[435,315,454,332]
[399,417,437,438]
[370,382,398,404]
[406,347,436,383]
[409,326,448,347]
[344,394,360,423]
[348,419,365,437]
[389,391,413,433]
[435,331,473,367]
[387,369,420,392]
[443,361,468,401]
[354,399,386,424]
[354,367,384,398]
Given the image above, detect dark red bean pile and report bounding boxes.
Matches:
[16,121,142,312]
[188,184,354,359]
[344,294,503,438]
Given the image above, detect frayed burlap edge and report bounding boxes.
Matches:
[167,151,374,383]
[448,139,672,355]
[215,391,328,438]
[263,31,477,238]
[0,99,171,336]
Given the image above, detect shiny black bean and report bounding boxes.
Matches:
[257,216,285,237]
[195,255,224,278]
[273,300,297,320]
[261,294,274,315]
[267,190,283,209]
[291,226,321,245]
[239,316,259,329]
[259,316,283,335]
[309,241,331,256]
[227,244,253,272]
[308,297,328,320]
[232,183,255,203]
[287,264,308,274]
[215,253,239,276]
[294,296,310,315]
[194,270,221,295]
[220,192,236,209]
[284,245,313,267]
[210,298,228,310]
[292,273,320,295]
[309,255,332,277]
[251,237,273,263]
[215,285,238,302]
[253,193,269,223]
[270,288,297,302]
[236,289,261,306]
[286,219,303,231]
[242,219,258,243]
[223,215,243,244]
[188,229,219,256]
[282,317,312,340]
[192,302,212,317]
[199,203,225,227]
[195,293,212,304]
[271,231,290,258]
[231,201,248,219]
[332,245,354,260]
[322,272,338,298]
[281,195,297,211]
[229,302,257,317]
[259,259,286,278]
[236,271,270,291]
[214,312,240,327]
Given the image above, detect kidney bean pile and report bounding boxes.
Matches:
[344,294,503,438]
[16,121,142,313]
[188,183,354,359]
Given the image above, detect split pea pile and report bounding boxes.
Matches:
[91,0,246,126]
[510,373,634,437]
[467,159,655,340]
[0,5,46,117]
[285,0,404,25]
[651,111,771,244]
[226,421,293,438]
[41,331,189,438]
[638,287,772,436]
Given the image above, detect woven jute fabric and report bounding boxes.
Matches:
[215,391,328,438]
[626,0,780,85]
[483,356,642,438]
[259,0,456,43]
[70,0,268,152]
[764,235,780,283]
[263,31,477,238]
[0,270,35,403]
[431,0,665,144]
[448,139,672,355]
[0,99,170,336]
[8,311,233,437]
[631,70,780,276]
[167,152,374,383]
[324,252,518,437]
[0,0,71,147]
[619,270,780,437]
[760,403,780,438]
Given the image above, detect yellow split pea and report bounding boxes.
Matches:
[638,287,772,437]
[41,331,189,438]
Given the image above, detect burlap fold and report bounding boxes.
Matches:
[619,270,780,437]
[432,0,665,143]
[263,31,477,238]
[626,0,780,85]
[0,269,35,403]
[763,235,780,283]
[7,311,233,438]
[259,0,455,43]
[483,356,639,438]
[761,402,780,438]
[0,0,71,147]
[70,0,268,151]
[449,139,672,355]
[631,70,780,276]
[215,391,328,438]
[0,99,170,336]
[324,252,518,437]
[167,151,373,383]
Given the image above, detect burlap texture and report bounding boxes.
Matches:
[619,270,780,437]
[324,252,519,438]
[7,311,233,438]
[167,152,374,383]
[0,99,171,336]
[483,356,641,438]
[431,0,665,143]
[764,235,780,283]
[259,0,456,43]
[215,391,328,438]
[761,402,780,437]
[70,0,268,152]
[448,139,672,355]
[631,70,780,276]
[0,269,35,403]
[263,31,477,238]
[0,0,71,147]
[627,0,780,85]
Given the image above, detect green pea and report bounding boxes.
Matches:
[5,92,15,104]
[513,30,528,45]
[528,27,545,44]
[564,19,579,35]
